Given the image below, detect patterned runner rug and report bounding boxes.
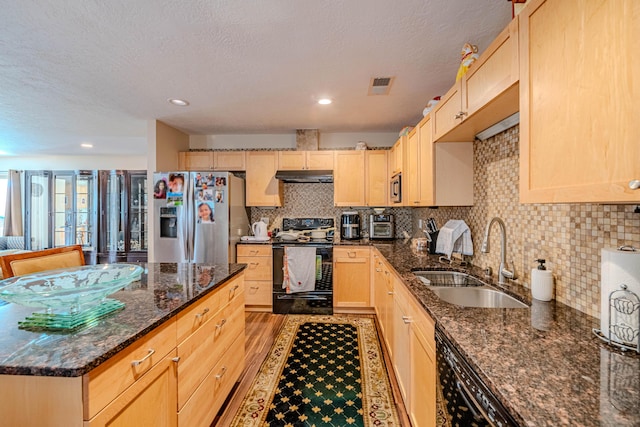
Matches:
[230,315,400,426]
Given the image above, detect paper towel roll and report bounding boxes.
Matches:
[600,247,640,346]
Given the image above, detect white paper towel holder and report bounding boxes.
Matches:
[593,246,640,353]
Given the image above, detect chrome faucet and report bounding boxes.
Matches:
[481,217,517,285]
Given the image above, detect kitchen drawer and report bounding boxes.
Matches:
[86,351,178,427]
[218,273,244,306]
[237,244,272,258]
[176,287,221,344]
[237,256,272,281]
[395,281,435,355]
[84,319,177,419]
[178,333,245,427]
[245,280,272,306]
[334,247,370,260]
[176,294,245,409]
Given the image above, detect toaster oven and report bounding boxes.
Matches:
[370,214,395,239]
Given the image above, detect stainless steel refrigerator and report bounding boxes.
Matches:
[152,171,249,264]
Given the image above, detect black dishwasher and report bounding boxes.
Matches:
[436,328,519,427]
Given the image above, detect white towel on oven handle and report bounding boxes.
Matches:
[283,246,317,294]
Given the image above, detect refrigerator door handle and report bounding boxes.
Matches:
[184,173,192,261]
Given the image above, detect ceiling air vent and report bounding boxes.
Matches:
[368,76,395,96]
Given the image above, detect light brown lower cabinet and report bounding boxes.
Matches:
[0,273,245,427]
[333,247,371,309]
[88,351,178,427]
[237,244,273,310]
[372,249,436,427]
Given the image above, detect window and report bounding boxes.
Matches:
[0,171,7,236]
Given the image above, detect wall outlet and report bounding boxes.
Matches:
[260,217,269,226]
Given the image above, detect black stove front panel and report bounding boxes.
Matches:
[282,218,334,231]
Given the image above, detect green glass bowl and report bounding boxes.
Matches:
[0,264,143,312]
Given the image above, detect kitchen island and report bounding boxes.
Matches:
[373,240,639,427]
[0,262,246,427]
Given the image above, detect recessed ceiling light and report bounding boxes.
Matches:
[168,98,190,106]
[80,143,93,148]
[318,98,332,105]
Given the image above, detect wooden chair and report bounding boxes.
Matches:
[0,245,85,279]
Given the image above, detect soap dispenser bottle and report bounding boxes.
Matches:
[531,259,554,301]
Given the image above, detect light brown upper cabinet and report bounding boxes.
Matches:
[389,136,405,176]
[213,151,246,171]
[334,151,366,206]
[406,115,473,207]
[277,151,334,170]
[365,150,389,207]
[245,151,283,207]
[519,0,639,203]
[178,152,214,170]
[432,17,519,142]
[178,151,245,171]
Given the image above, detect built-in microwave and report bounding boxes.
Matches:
[390,173,401,203]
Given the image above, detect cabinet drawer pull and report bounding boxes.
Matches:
[375,268,381,272]
[172,356,181,363]
[388,291,394,295]
[131,349,155,367]
[402,316,413,324]
[348,251,356,258]
[454,111,468,120]
[630,179,640,190]
[216,318,227,329]
[195,307,210,319]
[249,262,258,268]
[215,366,227,380]
[249,250,259,255]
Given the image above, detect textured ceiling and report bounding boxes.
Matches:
[0,1,512,156]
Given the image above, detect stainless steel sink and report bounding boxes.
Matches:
[413,270,528,309]
[413,271,485,287]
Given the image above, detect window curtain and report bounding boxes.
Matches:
[3,170,23,236]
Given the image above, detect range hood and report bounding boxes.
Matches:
[275,170,333,183]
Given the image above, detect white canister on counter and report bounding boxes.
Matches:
[531,259,554,301]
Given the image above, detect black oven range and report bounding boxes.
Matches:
[272,218,334,314]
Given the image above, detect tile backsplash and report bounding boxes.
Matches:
[250,183,413,237]
[414,125,640,318]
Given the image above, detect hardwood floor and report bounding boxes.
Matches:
[212,312,411,426]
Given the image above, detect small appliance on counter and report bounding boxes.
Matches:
[369,213,394,239]
[340,211,361,240]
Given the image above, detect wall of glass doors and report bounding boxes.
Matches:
[26,170,98,262]
[25,170,147,264]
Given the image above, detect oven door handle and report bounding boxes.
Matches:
[455,379,491,423]
[276,294,329,300]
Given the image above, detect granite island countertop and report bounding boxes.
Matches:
[0,262,245,377]
[373,240,639,427]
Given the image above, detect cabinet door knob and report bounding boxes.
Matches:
[630,179,640,190]
[215,366,228,380]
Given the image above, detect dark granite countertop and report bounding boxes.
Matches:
[373,240,639,427]
[0,263,245,377]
